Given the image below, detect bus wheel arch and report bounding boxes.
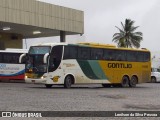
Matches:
[121,75,129,87]
[129,75,138,87]
[64,74,75,88]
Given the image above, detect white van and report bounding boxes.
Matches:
[151,68,160,82]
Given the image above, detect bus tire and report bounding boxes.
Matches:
[45,84,53,88]
[102,84,111,87]
[64,75,72,88]
[121,76,129,87]
[151,76,156,83]
[129,76,137,87]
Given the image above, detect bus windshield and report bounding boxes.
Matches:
[26,55,47,73]
[29,46,51,54]
[26,46,51,73]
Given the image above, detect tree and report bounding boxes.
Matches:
[112,19,143,48]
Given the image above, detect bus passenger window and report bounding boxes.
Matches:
[91,48,103,60]
[103,50,114,61]
[78,47,90,60]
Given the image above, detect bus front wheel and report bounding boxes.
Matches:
[151,77,156,83]
[121,76,129,87]
[64,75,72,88]
[129,76,137,87]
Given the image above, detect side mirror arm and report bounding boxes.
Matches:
[43,53,49,64]
[19,53,26,63]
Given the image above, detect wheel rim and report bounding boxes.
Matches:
[130,76,137,87]
[65,76,72,88]
[151,78,156,83]
[122,77,129,87]
[67,78,71,86]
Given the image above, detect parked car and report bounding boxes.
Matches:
[151,68,160,82]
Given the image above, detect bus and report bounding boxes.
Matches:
[21,42,151,88]
[0,49,28,81]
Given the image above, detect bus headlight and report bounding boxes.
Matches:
[41,76,47,79]
[29,69,33,73]
[25,75,28,79]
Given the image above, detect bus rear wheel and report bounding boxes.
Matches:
[121,76,129,87]
[64,75,72,88]
[129,76,137,87]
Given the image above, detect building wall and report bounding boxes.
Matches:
[0,32,22,49]
[0,0,84,34]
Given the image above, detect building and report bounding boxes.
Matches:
[0,0,84,49]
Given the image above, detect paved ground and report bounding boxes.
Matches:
[0,82,160,119]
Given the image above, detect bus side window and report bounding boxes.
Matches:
[0,53,3,63]
[63,46,77,59]
[115,50,126,61]
[12,54,20,64]
[137,52,144,62]
[49,46,63,72]
[144,52,150,62]
[91,48,103,60]
[126,51,137,62]
[103,49,114,61]
[78,47,90,60]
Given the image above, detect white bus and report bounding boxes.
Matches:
[0,49,28,81]
[21,42,151,88]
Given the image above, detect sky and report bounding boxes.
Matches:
[25,0,160,52]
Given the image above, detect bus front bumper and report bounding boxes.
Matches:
[25,78,47,84]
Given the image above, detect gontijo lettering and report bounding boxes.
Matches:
[108,63,132,68]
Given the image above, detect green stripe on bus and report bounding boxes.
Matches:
[77,60,107,80]
[88,60,107,79]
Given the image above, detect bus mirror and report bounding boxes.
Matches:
[19,53,27,63]
[44,53,49,64]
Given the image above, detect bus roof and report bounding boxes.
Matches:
[77,42,149,52]
[33,42,68,47]
[30,42,150,52]
[0,49,28,53]
[78,42,116,48]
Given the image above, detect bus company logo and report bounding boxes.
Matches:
[63,63,75,67]
[108,63,132,68]
[1,112,42,118]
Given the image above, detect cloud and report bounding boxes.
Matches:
[34,0,159,51]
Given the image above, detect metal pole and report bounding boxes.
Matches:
[60,31,66,42]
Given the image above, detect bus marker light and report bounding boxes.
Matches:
[53,76,59,82]
[29,69,33,72]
